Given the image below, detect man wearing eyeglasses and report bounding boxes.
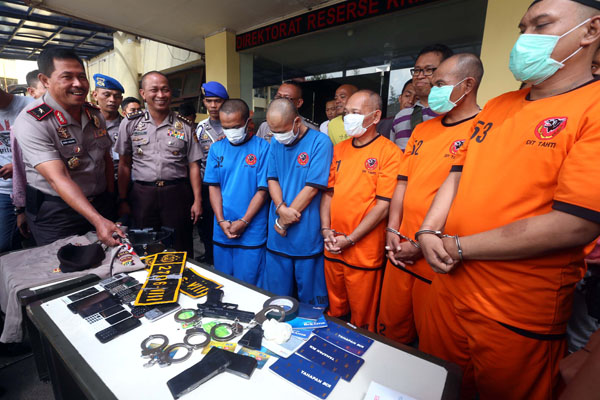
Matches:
[390,44,454,151]
[257,82,318,142]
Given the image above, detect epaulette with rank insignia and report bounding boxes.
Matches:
[27,103,53,121]
[126,109,145,120]
[176,114,193,125]
[84,101,100,110]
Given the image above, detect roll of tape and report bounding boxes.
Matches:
[262,296,299,322]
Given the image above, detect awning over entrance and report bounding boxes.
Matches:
[20,0,338,54]
[0,0,115,60]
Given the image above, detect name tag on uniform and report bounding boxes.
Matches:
[167,129,185,140]
[132,135,148,143]
[94,128,107,138]
[61,138,77,146]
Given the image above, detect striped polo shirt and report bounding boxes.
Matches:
[390,101,438,151]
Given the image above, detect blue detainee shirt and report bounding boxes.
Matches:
[204,135,269,247]
[267,128,333,257]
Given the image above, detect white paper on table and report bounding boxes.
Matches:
[363,381,419,400]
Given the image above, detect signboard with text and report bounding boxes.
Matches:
[236,0,445,51]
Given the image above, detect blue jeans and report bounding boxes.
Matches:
[0,193,17,253]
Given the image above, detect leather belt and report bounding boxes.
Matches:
[26,185,99,203]
[134,178,187,187]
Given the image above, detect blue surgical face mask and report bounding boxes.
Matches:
[509,18,590,85]
[428,78,467,114]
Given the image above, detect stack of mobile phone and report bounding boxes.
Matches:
[64,274,144,343]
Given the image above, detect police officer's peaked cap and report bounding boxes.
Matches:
[530,0,600,9]
[202,81,229,99]
[57,243,105,273]
[93,73,125,93]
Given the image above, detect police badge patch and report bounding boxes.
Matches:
[67,157,80,169]
[57,127,70,139]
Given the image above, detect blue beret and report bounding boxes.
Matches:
[202,81,229,99]
[93,73,124,93]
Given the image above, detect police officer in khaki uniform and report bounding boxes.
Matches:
[256,82,319,142]
[116,71,203,254]
[194,81,228,264]
[12,48,122,247]
[92,73,124,175]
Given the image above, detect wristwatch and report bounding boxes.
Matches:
[13,207,25,216]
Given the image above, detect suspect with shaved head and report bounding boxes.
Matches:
[378,53,483,347]
[416,1,600,398]
[262,98,333,308]
[321,88,402,332]
[205,98,269,285]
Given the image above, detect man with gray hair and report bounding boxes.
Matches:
[321,90,402,331]
[263,98,333,307]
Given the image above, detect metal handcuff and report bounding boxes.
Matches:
[141,304,288,366]
[141,334,194,368]
[414,229,463,263]
[140,313,211,367]
[172,307,244,342]
[385,227,420,249]
[210,305,287,342]
[172,309,212,347]
[174,308,202,325]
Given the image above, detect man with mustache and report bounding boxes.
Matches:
[12,48,122,247]
[115,71,203,254]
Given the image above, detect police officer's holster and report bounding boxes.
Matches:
[25,185,116,246]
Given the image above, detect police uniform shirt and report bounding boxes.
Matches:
[196,117,224,176]
[256,116,319,142]
[106,115,122,161]
[204,135,269,247]
[115,110,202,181]
[12,92,112,197]
[266,128,333,257]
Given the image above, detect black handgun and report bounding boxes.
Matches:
[196,289,255,323]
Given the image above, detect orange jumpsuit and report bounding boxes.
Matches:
[420,83,600,399]
[377,114,476,343]
[324,135,402,331]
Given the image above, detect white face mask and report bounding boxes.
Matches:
[343,111,376,137]
[272,118,299,145]
[223,119,248,144]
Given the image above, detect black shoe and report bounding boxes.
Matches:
[0,342,31,357]
[194,255,213,265]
